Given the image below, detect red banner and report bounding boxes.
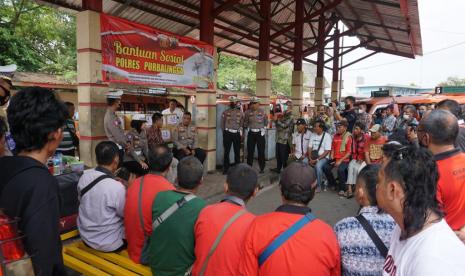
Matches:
[100,14,214,89]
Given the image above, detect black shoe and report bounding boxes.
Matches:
[270,168,280,173]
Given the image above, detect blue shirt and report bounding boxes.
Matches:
[334,206,396,276]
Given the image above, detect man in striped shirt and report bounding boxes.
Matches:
[56,102,78,156]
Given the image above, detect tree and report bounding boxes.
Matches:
[271,62,292,95]
[0,0,76,79]
[438,76,465,87]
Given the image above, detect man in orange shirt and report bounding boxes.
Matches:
[323,120,353,195]
[124,145,175,263]
[239,162,341,276]
[192,163,259,276]
[418,109,465,240]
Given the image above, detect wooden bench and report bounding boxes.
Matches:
[61,230,152,275]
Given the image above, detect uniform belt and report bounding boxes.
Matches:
[225,128,239,133]
[250,128,261,132]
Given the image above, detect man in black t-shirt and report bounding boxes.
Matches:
[335,96,357,132]
[0,87,68,275]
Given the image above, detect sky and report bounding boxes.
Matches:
[310,0,465,96]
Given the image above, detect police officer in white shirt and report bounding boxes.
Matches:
[290,119,311,162]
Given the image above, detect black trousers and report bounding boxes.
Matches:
[247,132,266,171]
[174,148,206,164]
[223,130,241,172]
[276,143,290,171]
[323,161,349,191]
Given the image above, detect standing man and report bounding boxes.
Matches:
[244,96,268,173]
[335,96,357,132]
[395,104,418,130]
[239,162,341,275]
[162,99,184,126]
[173,112,206,163]
[221,96,243,174]
[56,102,79,156]
[104,90,128,164]
[271,101,294,173]
[382,104,396,137]
[0,64,17,155]
[436,99,465,152]
[418,110,465,238]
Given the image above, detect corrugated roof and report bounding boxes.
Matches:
[37,0,422,63]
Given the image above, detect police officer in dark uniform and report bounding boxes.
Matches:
[221,96,244,174]
[244,96,268,173]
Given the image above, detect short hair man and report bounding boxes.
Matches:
[244,96,268,173]
[289,118,311,163]
[148,156,206,276]
[308,119,332,191]
[173,112,206,163]
[418,109,465,238]
[346,121,370,198]
[104,90,128,164]
[395,104,418,130]
[436,99,465,152]
[124,145,175,263]
[335,96,357,132]
[192,163,258,276]
[364,124,387,164]
[162,99,184,126]
[323,120,352,195]
[56,101,78,156]
[382,104,397,136]
[77,141,126,252]
[0,87,68,274]
[418,104,427,119]
[355,103,372,131]
[335,165,396,275]
[377,146,465,275]
[240,162,341,275]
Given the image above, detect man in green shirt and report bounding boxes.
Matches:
[149,156,206,276]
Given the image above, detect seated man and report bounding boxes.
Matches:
[77,141,126,252]
[345,122,369,198]
[240,162,341,275]
[377,146,465,275]
[308,119,332,191]
[149,156,207,276]
[124,145,175,264]
[364,124,387,165]
[334,165,396,275]
[173,112,206,163]
[323,120,352,195]
[289,118,311,163]
[192,163,259,276]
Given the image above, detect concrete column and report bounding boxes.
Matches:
[291,70,304,115]
[256,61,272,112]
[76,10,107,166]
[196,49,218,172]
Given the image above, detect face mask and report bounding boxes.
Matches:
[403,114,410,120]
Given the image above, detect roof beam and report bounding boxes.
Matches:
[356,34,411,46]
[370,2,398,52]
[341,51,379,70]
[399,0,417,56]
[325,38,374,63]
[303,24,362,56]
[361,0,400,9]
[339,18,409,33]
[270,0,342,40]
[366,46,414,58]
[213,0,241,17]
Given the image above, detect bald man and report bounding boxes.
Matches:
[418,109,465,242]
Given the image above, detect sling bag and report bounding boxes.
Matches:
[258,212,316,267]
[310,132,325,160]
[137,176,151,264]
[355,214,388,258]
[198,208,247,276]
[152,193,196,231]
[79,174,111,198]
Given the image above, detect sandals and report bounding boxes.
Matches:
[346,191,354,199]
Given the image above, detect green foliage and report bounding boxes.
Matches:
[0,0,76,76]
[438,76,465,87]
[217,53,294,96]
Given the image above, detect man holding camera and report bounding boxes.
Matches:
[308,120,332,192]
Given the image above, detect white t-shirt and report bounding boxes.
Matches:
[308,132,332,157]
[292,130,311,159]
[162,108,184,125]
[383,219,465,276]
